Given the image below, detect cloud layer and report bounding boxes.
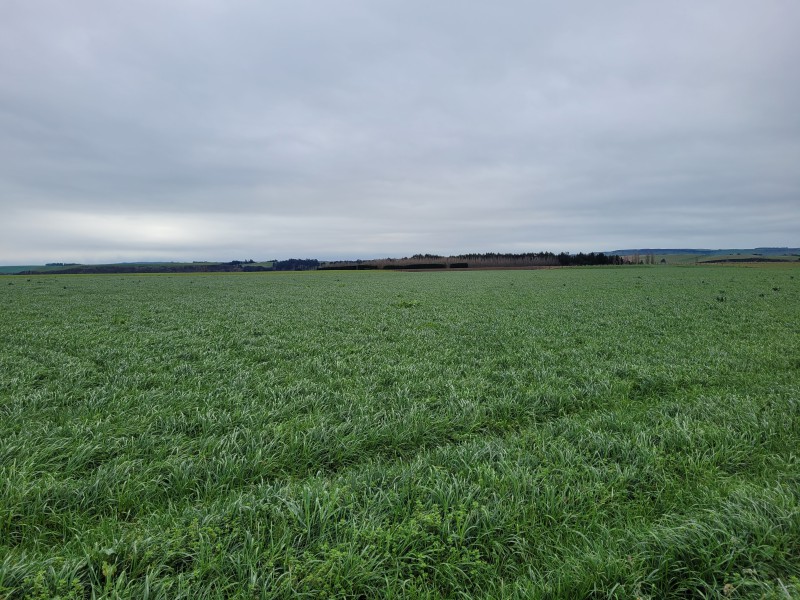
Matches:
[1,0,798,262]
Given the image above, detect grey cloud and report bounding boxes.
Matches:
[1,0,798,263]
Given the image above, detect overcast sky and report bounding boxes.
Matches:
[1,1,798,263]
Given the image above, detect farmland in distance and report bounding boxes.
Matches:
[1,265,799,598]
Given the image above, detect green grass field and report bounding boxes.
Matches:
[659,254,799,265]
[1,266,799,598]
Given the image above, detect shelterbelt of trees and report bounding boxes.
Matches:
[320,252,624,270]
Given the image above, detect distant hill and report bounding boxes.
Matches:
[606,247,800,256]
[0,260,283,275]
[3,248,798,275]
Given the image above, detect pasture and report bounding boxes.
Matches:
[1,265,798,598]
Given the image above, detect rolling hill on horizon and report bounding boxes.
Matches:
[1,248,798,274]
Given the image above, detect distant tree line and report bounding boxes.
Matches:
[321,252,623,270]
[271,259,320,271]
[452,251,622,267]
[15,252,623,276]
